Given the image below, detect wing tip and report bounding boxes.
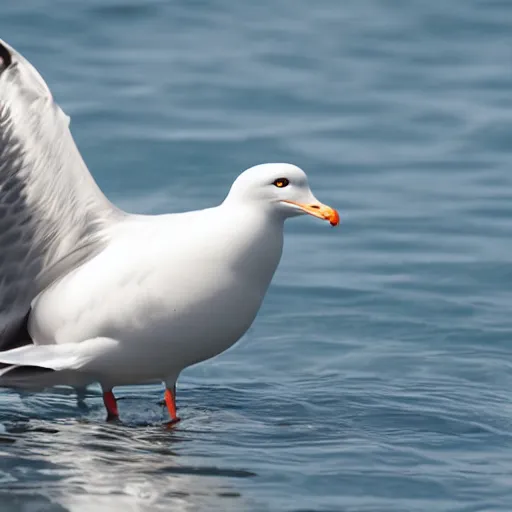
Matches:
[0,40,12,71]
[0,38,53,99]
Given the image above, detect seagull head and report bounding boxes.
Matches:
[224,163,339,226]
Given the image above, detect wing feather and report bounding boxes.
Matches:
[0,39,125,347]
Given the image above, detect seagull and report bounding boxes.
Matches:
[0,39,339,423]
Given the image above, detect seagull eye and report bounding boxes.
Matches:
[273,178,289,188]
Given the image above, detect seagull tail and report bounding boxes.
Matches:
[0,343,96,390]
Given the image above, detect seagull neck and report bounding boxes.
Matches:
[220,197,286,225]
[219,200,286,237]
[217,201,284,286]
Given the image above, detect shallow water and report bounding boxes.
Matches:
[1,0,512,510]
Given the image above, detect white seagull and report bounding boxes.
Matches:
[0,39,339,423]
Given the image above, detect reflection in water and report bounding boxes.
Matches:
[0,387,256,511]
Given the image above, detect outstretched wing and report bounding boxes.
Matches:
[0,39,125,348]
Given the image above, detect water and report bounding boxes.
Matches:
[1,0,512,510]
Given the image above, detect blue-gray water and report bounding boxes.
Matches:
[1,1,512,510]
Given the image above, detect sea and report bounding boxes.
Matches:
[1,1,512,511]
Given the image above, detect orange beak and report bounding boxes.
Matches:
[282,200,340,226]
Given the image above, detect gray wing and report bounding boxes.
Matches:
[0,39,125,348]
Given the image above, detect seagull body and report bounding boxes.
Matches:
[29,207,283,387]
[0,39,339,422]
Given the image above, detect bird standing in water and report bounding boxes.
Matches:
[0,39,339,423]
